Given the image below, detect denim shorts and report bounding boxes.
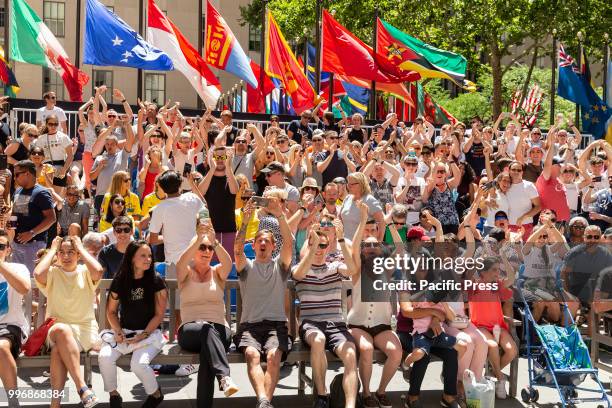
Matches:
[412,331,457,355]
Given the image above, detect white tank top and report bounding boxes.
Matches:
[347,275,392,327]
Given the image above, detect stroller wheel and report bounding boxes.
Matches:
[530,388,539,402]
[521,387,539,403]
[521,388,530,403]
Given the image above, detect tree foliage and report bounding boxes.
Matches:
[241,0,611,118]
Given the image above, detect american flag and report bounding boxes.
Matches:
[510,84,543,128]
[558,44,580,73]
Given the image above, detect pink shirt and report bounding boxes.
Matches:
[412,302,447,334]
[536,174,570,221]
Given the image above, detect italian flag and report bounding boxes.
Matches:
[10,0,88,101]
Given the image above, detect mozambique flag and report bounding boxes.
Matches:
[264,11,315,114]
[376,18,466,84]
[0,46,19,95]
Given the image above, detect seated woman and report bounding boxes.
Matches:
[33,236,104,408]
[176,221,239,407]
[99,194,134,233]
[98,241,167,407]
[521,212,569,324]
[468,256,518,400]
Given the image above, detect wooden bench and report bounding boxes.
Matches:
[590,310,612,377]
[17,278,519,398]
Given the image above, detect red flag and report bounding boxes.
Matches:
[265,11,316,114]
[57,56,89,102]
[322,10,419,84]
[247,60,275,113]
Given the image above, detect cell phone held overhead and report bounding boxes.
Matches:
[250,196,270,208]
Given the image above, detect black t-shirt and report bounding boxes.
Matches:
[314,150,351,187]
[98,244,125,279]
[348,128,367,143]
[110,274,167,330]
[465,141,485,177]
[317,121,340,135]
[0,122,10,150]
[288,120,312,144]
[383,126,402,141]
[204,175,237,232]
[12,184,54,241]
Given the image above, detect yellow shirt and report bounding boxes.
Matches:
[36,264,100,351]
[100,192,142,221]
[235,208,260,241]
[141,192,163,217]
[37,164,54,187]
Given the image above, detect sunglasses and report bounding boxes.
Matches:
[214,155,227,161]
[47,122,59,126]
[585,235,601,240]
[108,115,117,118]
[539,234,549,239]
[277,139,288,144]
[67,192,80,197]
[265,171,280,178]
[320,221,334,227]
[393,221,405,226]
[362,242,381,249]
[318,243,329,249]
[303,187,318,192]
[312,138,323,142]
[113,200,126,205]
[241,196,254,201]
[235,140,247,144]
[562,169,575,174]
[123,178,130,183]
[510,168,523,173]
[27,133,39,138]
[436,169,446,174]
[266,152,275,156]
[114,227,132,234]
[48,96,57,100]
[0,243,8,250]
[199,244,215,251]
[405,162,418,167]
[571,225,586,229]
[328,136,339,140]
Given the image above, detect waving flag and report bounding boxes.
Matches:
[247,60,275,113]
[557,44,611,138]
[322,10,418,84]
[205,0,257,88]
[148,0,220,108]
[265,11,315,114]
[84,0,173,71]
[0,47,19,95]
[376,18,466,84]
[11,0,88,101]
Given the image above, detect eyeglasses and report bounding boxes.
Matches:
[113,200,126,205]
[114,227,132,234]
[0,243,8,250]
[199,244,215,251]
[585,235,601,240]
[235,140,247,144]
[510,168,523,173]
[405,162,418,167]
[30,151,45,157]
[47,122,59,126]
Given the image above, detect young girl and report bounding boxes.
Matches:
[468,256,518,399]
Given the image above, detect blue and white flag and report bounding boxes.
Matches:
[84,0,173,71]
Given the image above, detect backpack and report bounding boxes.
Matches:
[328,373,364,408]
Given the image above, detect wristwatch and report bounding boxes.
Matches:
[142,331,150,339]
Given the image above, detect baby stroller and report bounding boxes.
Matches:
[517,274,611,408]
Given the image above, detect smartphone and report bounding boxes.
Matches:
[250,196,270,207]
[482,180,497,190]
[593,176,602,182]
[314,194,324,206]
[124,332,137,339]
[183,163,192,177]
[0,154,6,171]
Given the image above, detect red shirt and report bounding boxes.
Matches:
[468,279,513,332]
[536,174,570,221]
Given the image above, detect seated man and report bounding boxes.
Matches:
[97,216,134,279]
[0,229,31,408]
[233,198,292,408]
[293,227,358,408]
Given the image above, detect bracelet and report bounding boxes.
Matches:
[121,99,127,103]
[30,230,36,236]
[213,240,220,249]
[299,206,307,212]
[142,331,150,338]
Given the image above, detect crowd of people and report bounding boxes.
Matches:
[0,87,610,408]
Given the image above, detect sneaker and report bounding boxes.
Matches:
[42,370,51,377]
[219,376,239,397]
[313,395,329,408]
[142,388,164,408]
[256,398,273,408]
[403,396,423,408]
[376,393,392,408]
[440,399,461,408]
[109,394,122,408]
[175,364,199,376]
[363,394,380,408]
[495,378,507,399]
[402,362,412,383]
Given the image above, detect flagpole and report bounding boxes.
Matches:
[4,0,9,63]
[259,0,268,97]
[197,0,203,111]
[302,29,308,76]
[369,7,379,120]
[240,80,244,112]
[550,29,557,125]
[328,10,336,107]
[137,0,144,101]
[314,0,323,94]
[575,31,583,129]
[75,0,81,69]
[604,33,609,106]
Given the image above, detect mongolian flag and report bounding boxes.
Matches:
[264,11,316,114]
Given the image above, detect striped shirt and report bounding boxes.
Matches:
[295,261,345,323]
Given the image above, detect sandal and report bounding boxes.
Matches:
[78,387,99,408]
[440,398,461,408]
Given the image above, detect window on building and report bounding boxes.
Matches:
[43,1,65,38]
[145,73,165,105]
[43,68,65,101]
[0,7,6,28]
[92,70,113,95]
[249,24,261,52]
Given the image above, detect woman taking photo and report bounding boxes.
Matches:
[34,236,103,408]
[176,222,239,407]
[99,241,167,408]
[99,194,133,233]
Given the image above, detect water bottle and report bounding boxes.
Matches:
[197,207,210,225]
[493,324,501,343]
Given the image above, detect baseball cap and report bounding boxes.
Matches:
[407,226,431,242]
[259,161,285,174]
[332,177,347,185]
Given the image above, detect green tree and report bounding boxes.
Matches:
[241,0,609,119]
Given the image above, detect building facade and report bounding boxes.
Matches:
[1,0,262,109]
